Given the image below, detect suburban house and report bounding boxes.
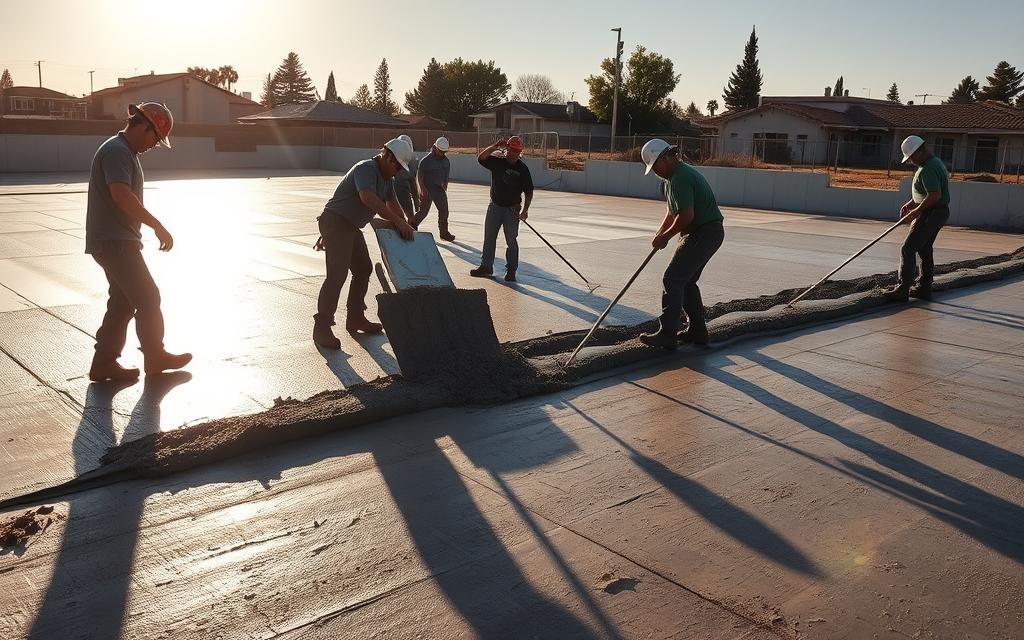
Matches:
[90,72,263,124]
[471,101,611,136]
[700,95,1024,173]
[238,101,411,128]
[0,86,89,119]
[400,114,447,129]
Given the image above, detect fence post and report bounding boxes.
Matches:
[588,132,592,160]
[998,144,1007,183]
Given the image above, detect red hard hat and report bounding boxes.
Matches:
[506,136,524,151]
[129,102,173,148]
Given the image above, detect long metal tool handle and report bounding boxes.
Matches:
[523,219,592,285]
[565,248,659,367]
[786,212,915,307]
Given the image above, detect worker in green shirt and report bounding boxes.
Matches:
[637,139,725,348]
[884,135,951,301]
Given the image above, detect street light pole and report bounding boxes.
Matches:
[610,27,623,155]
[88,70,95,95]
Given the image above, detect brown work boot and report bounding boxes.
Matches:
[88,356,140,383]
[470,267,493,278]
[345,315,383,335]
[881,285,910,302]
[638,332,678,350]
[313,323,341,350]
[439,231,456,242]
[144,350,192,375]
[909,284,933,300]
[675,327,709,346]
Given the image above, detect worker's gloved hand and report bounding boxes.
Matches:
[313,235,325,251]
[652,233,670,250]
[397,220,415,241]
[899,203,913,217]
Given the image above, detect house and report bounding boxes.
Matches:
[0,86,89,119]
[471,101,611,136]
[90,72,263,124]
[400,114,447,129]
[700,95,1024,172]
[238,101,411,128]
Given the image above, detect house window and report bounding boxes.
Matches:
[934,137,955,164]
[861,134,881,156]
[12,97,35,111]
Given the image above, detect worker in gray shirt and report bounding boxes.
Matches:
[314,138,416,350]
[393,134,420,224]
[414,136,455,241]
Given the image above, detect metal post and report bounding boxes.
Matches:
[588,132,592,160]
[998,144,1007,183]
[610,28,623,158]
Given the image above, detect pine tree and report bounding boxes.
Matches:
[684,101,703,118]
[1,68,13,90]
[706,99,719,117]
[325,72,338,102]
[271,52,317,106]
[259,73,277,108]
[372,59,398,115]
[977,61,1024,104]
[722,26,763,111]
[946,76,980,104]
[886,83,900,103]
[833,76,844,97]
[351,84,373,110]
[405,58,448,118]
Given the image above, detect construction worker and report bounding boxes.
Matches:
[883,135,951,301]
[85,102,192,382]
[393,134,420,224]
[414,136,455,241]
[314,138,416,350]
[637,138,724,349]
[470,136,534,282]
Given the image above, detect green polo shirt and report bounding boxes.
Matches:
[665,162,724,229]
[912,155,950,207]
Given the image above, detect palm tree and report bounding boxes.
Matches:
[218,65,239,92]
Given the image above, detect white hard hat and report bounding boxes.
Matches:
[901,135,925,163]
[434,136,450,152]
[384,137,414,171]
[641,138,675,175]
[398,134,413,148]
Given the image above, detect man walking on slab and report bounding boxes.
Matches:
[314,138,416,350]
[414,136,455,241]
[637,138,724,349]
[470,136,534,283]
[85,102,192,382]
[883,135,951,302]
[393,134,420,224]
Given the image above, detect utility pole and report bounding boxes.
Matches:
[88,70,95,95]
[610,27,623,155]
[35,61,43,88]
[914,93,947,104]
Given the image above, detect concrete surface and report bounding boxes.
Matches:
[1,276,1022,639]
[0,171,1020,501]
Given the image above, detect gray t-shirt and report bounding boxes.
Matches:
[323,158,395,228]
[394,156,420,198]
[417,151,450,188]
[85,133,144,254]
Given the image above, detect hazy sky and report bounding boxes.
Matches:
[4,0,1023,110]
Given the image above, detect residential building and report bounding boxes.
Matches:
[238,101,411,128]
[90,72,263,124]
[0,86,88,119]
[471,101,611,136]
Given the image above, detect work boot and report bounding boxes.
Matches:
[439,231,456,242]
[676,327,710,346]
[638,332,678,350]
[881,285,910,302]
[345,315,383,335]
[470,267,493,278]
[144,350,192,375]
[909,284,933,300]
[504,269,517,283]
[88,355,140,383]
[313,323,341,349]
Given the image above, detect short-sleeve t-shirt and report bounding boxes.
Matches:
[85,133,144,254]
[665,162,724,230]
[912,155,950,207]
[394,156,420,198]
[480,156,534,207]
[322,158,395,228]
[417,151,450,188]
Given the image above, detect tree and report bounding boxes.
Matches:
[439,58,510,129]
[218,65,238,91]
[1018,94,1024,109]
[187,66,221,85]
[706,99,719,116]
[271,52,317,105]
[351,84,374,110]
[886,83,900,103]
[325,72,339,102]
[585,45,681,133]
[404,58,448,118]
[509,74,565,103]
[946,75,980,104]
[722,26,763,111]
[372,58,398,115]
[684,101,703,119]
[978,61,1023,104]
[833,76,844,98]
[0,69,12,90]
[259,73,277,108]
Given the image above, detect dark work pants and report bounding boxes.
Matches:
[658,221,725,336]
[92,245,165,359]
[315,214,371,326]
[898,207,950,289]
[478,202,521,273]
[414,185,450,233]
[396,189,416,221]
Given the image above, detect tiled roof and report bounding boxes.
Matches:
[239,101,410,126]
[3,86,81,100]
[476,101,600,123]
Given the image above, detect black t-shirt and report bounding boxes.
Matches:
[480,156,534,207]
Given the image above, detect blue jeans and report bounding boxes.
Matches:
[658,221,725,336]
[479,202,521,272]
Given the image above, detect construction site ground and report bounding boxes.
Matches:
[0,170,1021,639]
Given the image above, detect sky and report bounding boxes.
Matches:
[4,0,1023,111]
